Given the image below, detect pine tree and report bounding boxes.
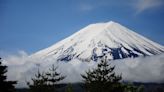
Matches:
[27,69,52,92]
[45,64,66,92]
[81,57,123,92]
[81,57,143,92]
[46,65,66,85]
[0,57,17,92]
[27,64,66,92]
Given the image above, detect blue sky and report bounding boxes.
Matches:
[0,0,164,55]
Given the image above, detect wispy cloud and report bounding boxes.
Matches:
[134,0,163,14]
[78,0,163,15]
[78,0,109,12]
[79,3,94,12]
[2,51,164,88]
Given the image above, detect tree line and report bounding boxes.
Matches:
[0,57,149,92]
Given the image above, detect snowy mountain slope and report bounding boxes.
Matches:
[30,21,164,62]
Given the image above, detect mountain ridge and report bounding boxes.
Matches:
[30,21,164,62]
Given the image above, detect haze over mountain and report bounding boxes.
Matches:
[31,21,164,62]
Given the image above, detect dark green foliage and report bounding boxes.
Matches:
[27,69,53,92]
[81,57,143,92]
[123,83,140,92]
[81,57,123,92]
[124,84,145,92]
[27,64,66,92]
[137,85,144,92]
[0,57,17,92]
[65,83,74,92]
[45,65,66,86]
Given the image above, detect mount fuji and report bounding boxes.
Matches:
[31,21,164,62]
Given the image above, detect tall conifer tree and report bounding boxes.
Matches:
[0,58,17,92]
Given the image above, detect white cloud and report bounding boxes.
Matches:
[134,0,163,14]
[78,1,109,12]
[79,3,94,12]
[77,0,163,14]
[112,55,164,83]
[2,51,164,88]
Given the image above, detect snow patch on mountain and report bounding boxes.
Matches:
[2,21,164,87]
[30,21,164,62]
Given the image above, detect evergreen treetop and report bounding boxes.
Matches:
[0,57,17,92]
[27,64,66,92]
[81,57,143,92]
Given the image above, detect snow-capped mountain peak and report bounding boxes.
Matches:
[31,21,164,62]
